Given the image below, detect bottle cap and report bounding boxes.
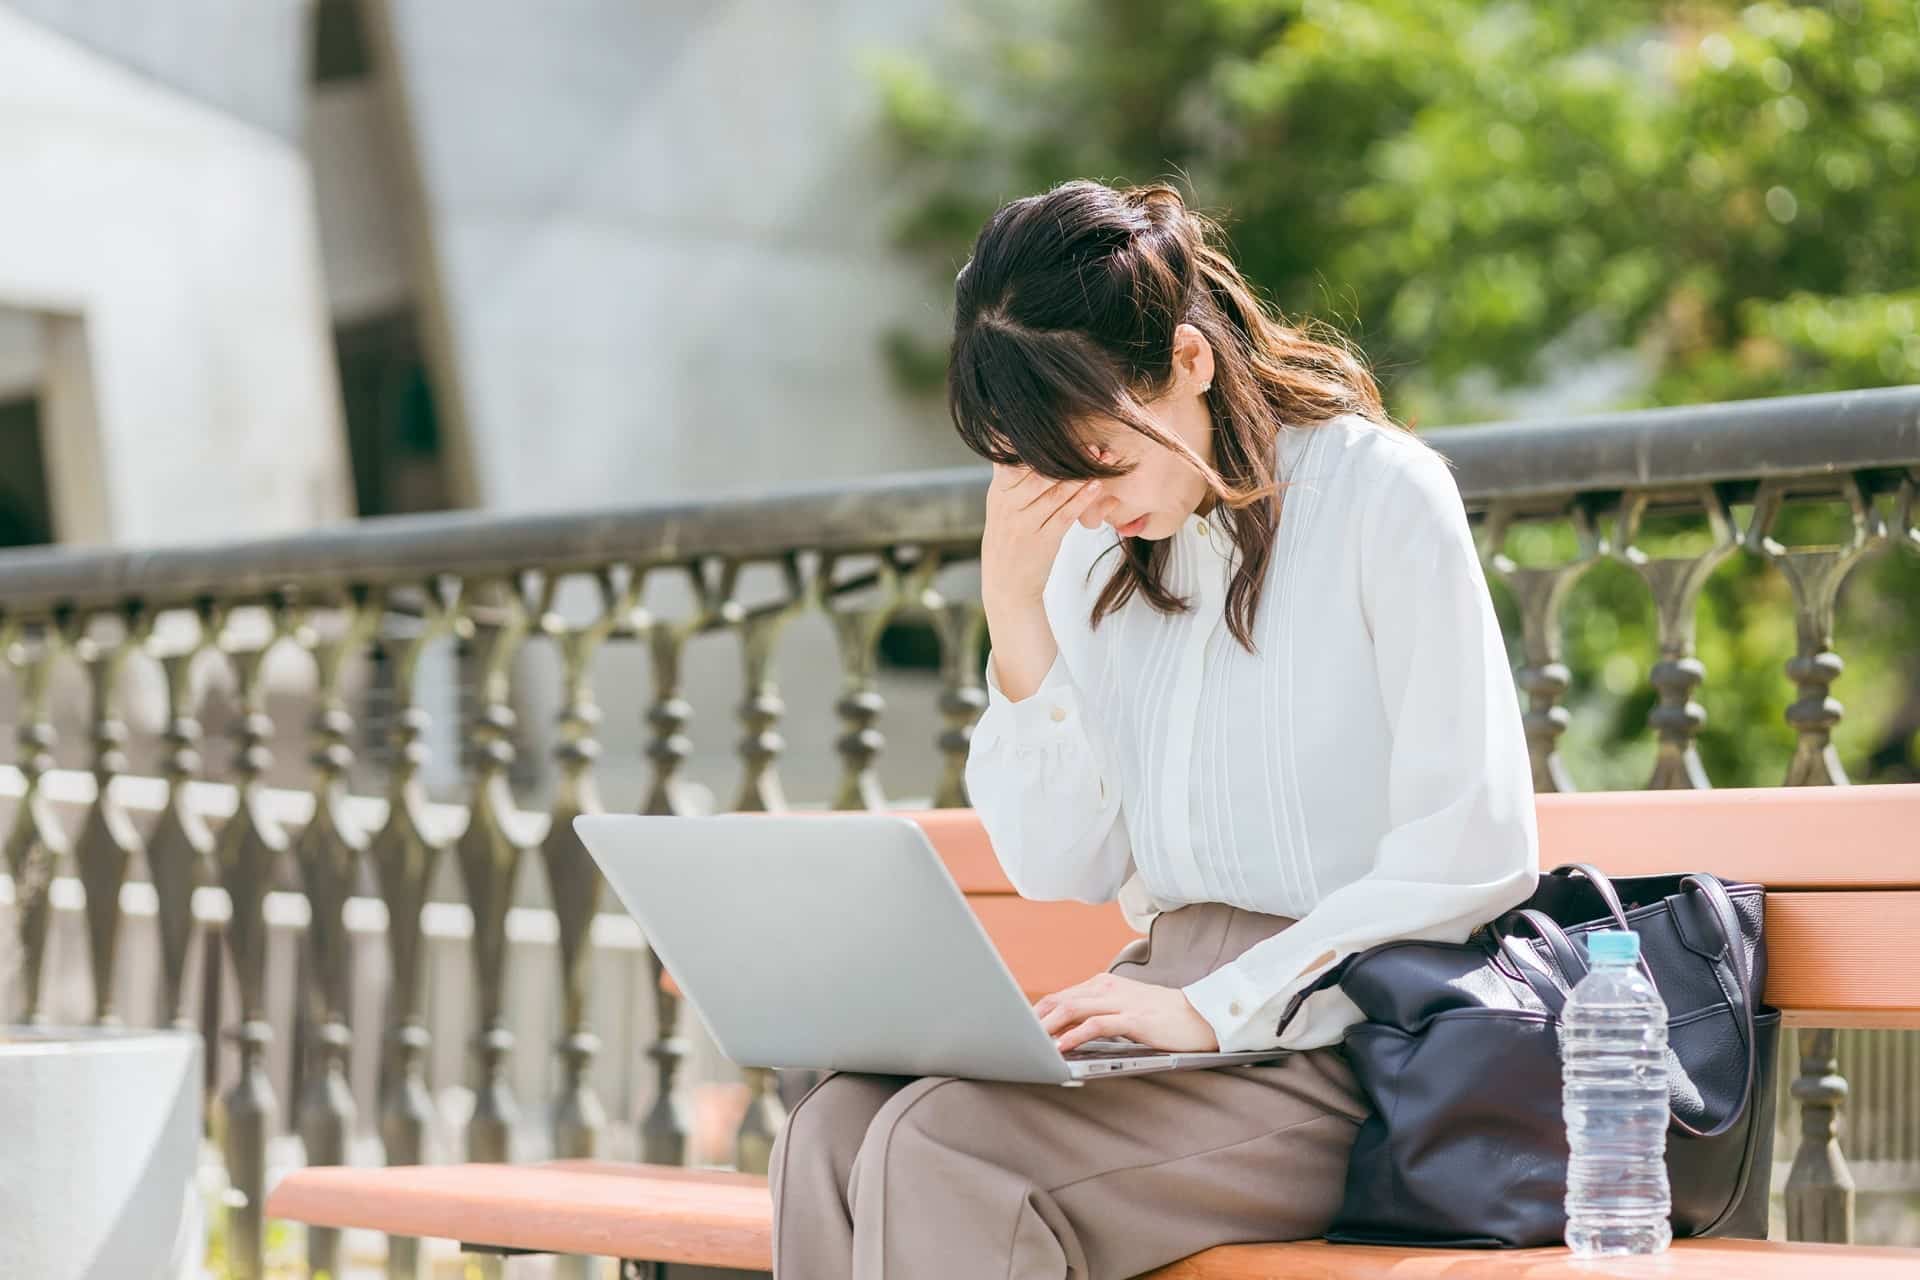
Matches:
[1586,929,1640,966]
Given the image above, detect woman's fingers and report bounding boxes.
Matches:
[1040,479,1104,531]
[1016,475,1079,514]
[1037,989,1120,1037]
[991,466,1107,531]
[1056,1014,1127,1053]
[1037,972,1117,1014]
[1037,1000,1075,1035]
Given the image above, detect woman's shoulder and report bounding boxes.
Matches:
[1309,413,1463,517]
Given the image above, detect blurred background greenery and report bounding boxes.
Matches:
[870,0,1920,792]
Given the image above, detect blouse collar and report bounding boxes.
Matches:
[1180,504,1237,563]
[1178,422,1318,565]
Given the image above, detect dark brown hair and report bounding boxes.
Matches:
[948,179,1408,653]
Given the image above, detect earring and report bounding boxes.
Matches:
[1200,382,1212,394]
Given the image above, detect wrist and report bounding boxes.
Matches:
[983,585,1045,619]
[1178,992,1221,1052]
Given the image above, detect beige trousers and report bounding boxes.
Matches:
[767,901,1370,1279]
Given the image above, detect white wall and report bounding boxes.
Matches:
[0,0,312,140]
[0,11,355,547]
[0,308,41,400]
[369,0,976,513]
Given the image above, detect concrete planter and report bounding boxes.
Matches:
[0,1026,202,1280]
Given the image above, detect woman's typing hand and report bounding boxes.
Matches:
[1036,972,1220,1054]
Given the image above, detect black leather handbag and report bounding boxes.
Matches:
[1290,863,1781,1248]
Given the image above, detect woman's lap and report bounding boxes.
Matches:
[767,903,1370,1276]
[771,1048,1366,1279]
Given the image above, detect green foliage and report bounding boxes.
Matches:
[872,0,1919,418]
[871,0,1920,788]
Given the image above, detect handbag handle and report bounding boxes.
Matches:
[1550,863,1633,930]
[1490,909,1580,1014]
[1669,873,1759,1139]
[1271,957,1350,1041]
[1548,863,1659,990]
[1546,864,1759,1139]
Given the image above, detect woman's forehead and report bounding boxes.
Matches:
[1067,413,1129,448]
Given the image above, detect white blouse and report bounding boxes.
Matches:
[964,412,1540,1054]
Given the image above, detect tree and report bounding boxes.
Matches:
[871,0,1920,787]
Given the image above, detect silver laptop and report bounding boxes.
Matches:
[572,811,1291,1085]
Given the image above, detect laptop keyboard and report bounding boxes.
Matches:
[1063,1039,1172,1060]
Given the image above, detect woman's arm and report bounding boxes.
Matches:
[1180,444,1541,1054]
[966,467,1135,902]
[966,647,1133,902]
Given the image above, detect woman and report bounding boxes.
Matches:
[768,179,1540,1278]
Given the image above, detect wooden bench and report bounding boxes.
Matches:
[268,784,1920,1277]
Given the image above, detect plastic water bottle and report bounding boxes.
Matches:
[1560,929,1672,1256]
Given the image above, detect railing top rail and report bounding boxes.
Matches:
[1,385,1915,613]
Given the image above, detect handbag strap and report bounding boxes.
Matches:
[1535,868,1759,1138]
[1272,958,1350,1041]
[1668,872,1759,1139]
[1550,863,1633,931]
[1548,863,1659,989]
[1491,910,1580,1014]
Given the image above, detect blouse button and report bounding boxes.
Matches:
[1049,705,1069,722]
[1228,1000,1245,1017]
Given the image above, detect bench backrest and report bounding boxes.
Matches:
[897,784,1920,1027]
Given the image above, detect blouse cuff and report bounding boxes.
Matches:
[1180,961,1272,1053]
[976,648,1085,748]
[1180,940,1344,1054]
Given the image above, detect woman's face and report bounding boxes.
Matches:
[1071,325,1217,541]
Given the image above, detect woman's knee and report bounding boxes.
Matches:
[773,1072,909,1186]
[853,1076,995,1176]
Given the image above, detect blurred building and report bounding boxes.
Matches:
[0,2,350,547]
[0,0,977,812]
[0,0,972,549]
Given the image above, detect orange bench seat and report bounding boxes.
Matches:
[267,1159,1920,1277]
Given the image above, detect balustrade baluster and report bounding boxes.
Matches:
[210,598,291,1280]
[453,577,535,1179]
[636,560,727,1165]
[290,586,383,1277]
[924,563,986,809]
[368,577,459,1280]
[1,612,71,1023]
[1484,502,1602,793]
[1615,487,1738,790]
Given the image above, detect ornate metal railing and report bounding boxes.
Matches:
[1,386,1917,1277]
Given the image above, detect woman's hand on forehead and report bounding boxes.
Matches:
[992,461,1075,502]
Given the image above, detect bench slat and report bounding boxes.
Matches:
[1150,1236,1920,1278]
[1768,891,1920,1026]
[968,889,1920,1020]
[903,785,1920,895]
[1533,784,1920,889]
[265,1163,1920,1275]
[909,785,1920,894]
[264,1161,774,1271]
